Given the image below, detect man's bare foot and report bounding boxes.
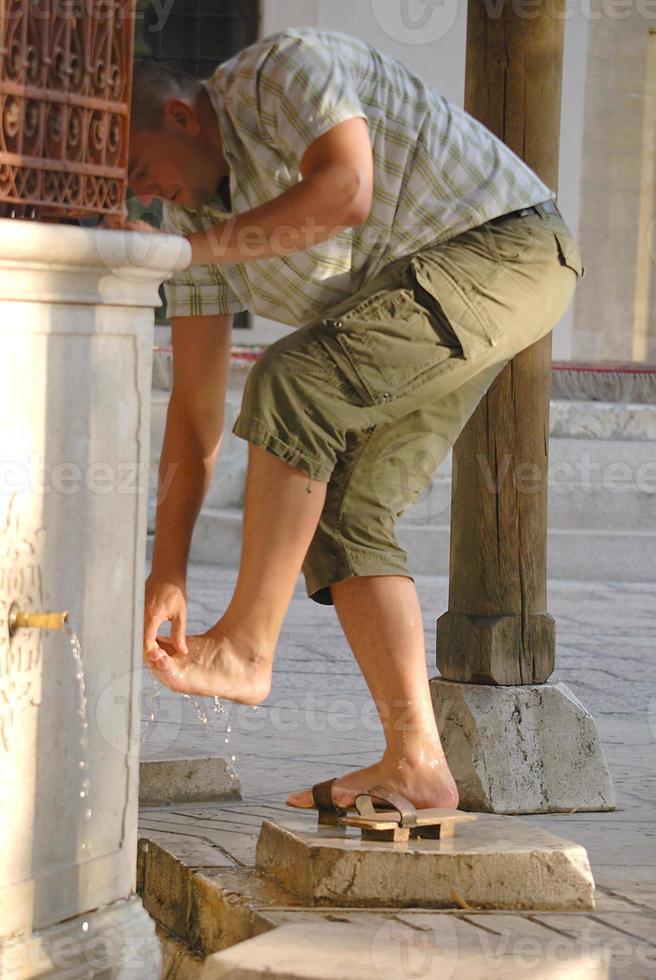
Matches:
[146,624,272,704]
[286,752,459,811]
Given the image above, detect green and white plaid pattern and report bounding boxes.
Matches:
[160,28,553,325]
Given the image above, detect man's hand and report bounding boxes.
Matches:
[102,210,164,234]
[144,572,189,660]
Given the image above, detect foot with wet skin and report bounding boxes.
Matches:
[287,755,460,812]
[146,625,272,705]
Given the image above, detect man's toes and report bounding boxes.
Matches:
[147,648,185,683]
[286,789,314,808]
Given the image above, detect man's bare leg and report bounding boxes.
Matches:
[147,444,327,703]
[287,575,459,810]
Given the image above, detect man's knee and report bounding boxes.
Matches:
[240,342,294,419]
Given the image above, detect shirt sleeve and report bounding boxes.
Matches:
[163,268,246,319]
[255,33,368,168]
[159,202,247,319]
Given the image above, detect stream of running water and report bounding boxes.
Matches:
[65,625,93,855]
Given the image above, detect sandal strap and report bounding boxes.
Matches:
[312,778,346,813]
[355,785,417,828]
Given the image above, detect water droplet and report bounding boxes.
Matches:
[80,790,86,798]
[85,808,92,819]
[82,921,89,933]
[230,755,236,762]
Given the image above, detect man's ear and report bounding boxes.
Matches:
[163,98,200,137]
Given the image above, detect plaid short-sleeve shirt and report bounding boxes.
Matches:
[161,28,553,325]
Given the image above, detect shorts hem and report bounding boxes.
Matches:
[304,554,414,606]
[232,417,334,482]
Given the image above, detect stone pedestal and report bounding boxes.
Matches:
[0,219,189,976]
[430,679,616,814]
[255,813,596,910]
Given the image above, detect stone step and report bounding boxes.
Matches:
[199,918,610,979]
[149,389,656,578]
[399,470,656,531]
[397,523,656,580]
[190,508,244,566]
[177,507,656,582]
[151,396,655,519]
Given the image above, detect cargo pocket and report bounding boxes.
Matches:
[554,232,585,278]
[408,252,501,361]
[323,280,462,408]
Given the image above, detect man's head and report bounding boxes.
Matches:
[129,60,226,209]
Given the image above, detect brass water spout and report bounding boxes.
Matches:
[8,605,69,635]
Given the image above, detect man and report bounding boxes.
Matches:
[129,28,583,814]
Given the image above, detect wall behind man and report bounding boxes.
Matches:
[258,0,589,360]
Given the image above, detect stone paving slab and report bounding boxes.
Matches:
[140,757,242,807]
[199,919,611,979]
[254,813,595,911]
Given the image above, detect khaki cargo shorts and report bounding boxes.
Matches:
[232,209,584,604]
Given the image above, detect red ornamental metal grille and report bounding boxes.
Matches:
[0,0,135,217]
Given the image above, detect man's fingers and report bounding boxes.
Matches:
[144,613,164,658]
[171,613,189,656]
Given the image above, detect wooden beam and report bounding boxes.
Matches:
[436,0,566,685]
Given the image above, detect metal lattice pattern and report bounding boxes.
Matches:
[0,0,134,217]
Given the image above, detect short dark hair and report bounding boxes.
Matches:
[130,60,201,131]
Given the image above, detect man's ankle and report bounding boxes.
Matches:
[210,617,276,665]
[382,743,447,771]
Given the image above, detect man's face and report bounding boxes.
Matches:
[129,99,221,210]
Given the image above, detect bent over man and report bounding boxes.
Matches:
[129,28,583,813]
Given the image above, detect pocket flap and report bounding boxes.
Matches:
[554,232,585,277]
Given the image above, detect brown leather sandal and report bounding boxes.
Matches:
[286,778,351,826]
[340,784,477,842]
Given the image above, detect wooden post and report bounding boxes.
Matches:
[436,0,566,686]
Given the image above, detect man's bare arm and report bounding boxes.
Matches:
[145,313,232,654]
[186,118,374,265]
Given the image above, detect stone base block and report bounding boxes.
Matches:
[0,895,161,978]
[140,756,242,807]
[255,812,595,910]
[430,679,616,814]
[199,920,610,979]
[159,925,205,980]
